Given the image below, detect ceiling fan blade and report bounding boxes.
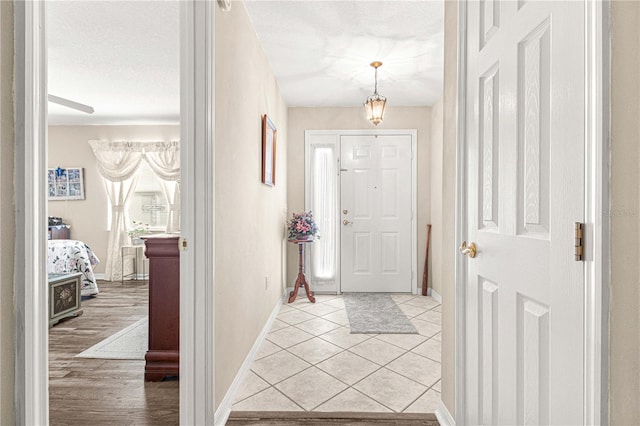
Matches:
[48,94,95,114]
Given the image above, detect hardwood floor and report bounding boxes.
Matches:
[49,280,179,425]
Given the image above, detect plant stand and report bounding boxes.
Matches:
[121,244,146,284]
[288,240,316,304]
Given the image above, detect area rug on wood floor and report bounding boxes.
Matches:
[75,317,147,360]
[343,293,417,334]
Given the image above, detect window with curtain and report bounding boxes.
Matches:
[311,146,336,280]
[89,140,179,281]
[305,138,339,293]
[129,162,169,231]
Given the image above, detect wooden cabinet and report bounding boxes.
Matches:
[143,236,180,381]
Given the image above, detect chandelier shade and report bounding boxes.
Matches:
[364,93,387,126]
[363,61,387,126]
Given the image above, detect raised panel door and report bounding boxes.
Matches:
[463,1,585,424]
[340,135,412,293]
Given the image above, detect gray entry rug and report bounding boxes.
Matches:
[75,317,148,360]
[343,293,417,334]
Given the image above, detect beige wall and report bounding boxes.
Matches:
[287,107,432,292]
[440,0,458,414]
[609,2,640,423]
[429,98,444,298]
[47,125,180,274]
[215,2,289,407]
[0,1,14,423]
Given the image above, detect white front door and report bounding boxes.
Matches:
[462,1,585,424]
[340,134,412,293]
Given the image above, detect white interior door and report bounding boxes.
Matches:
[340,134,412,293]
[462,1,585,424]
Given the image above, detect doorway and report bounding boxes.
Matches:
[305,130,417,295]
[45,1,181,422]
[15,1,215,423]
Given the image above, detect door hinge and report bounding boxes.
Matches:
[574,222,584,261]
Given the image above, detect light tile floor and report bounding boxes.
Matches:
[232,293,441,414]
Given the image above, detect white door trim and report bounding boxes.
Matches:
[304,129,418,295]
[180,1,216,424]
[584,2,610,423]
[453,1,609,423]
[14,1,49,423]
[453,1,468,423]
[14,1,214,422]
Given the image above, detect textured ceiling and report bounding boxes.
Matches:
[244,0,444,107]
[47,1,180,125]
[47,0,443,125]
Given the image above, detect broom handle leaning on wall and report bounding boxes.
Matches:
[421,224,432,296]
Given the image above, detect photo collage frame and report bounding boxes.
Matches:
[48,167,85,200]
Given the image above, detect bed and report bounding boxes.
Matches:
[47,240,100,296]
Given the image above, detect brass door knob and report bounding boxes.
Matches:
[343,220,353,225]
[459,241,477,258]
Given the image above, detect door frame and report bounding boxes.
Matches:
[452,1,609,424]
[14,2,48,423]
[304,129,418,294]
[13,1,216,423]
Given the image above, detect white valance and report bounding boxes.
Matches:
[88,140,180,182]
[145,141,180,181]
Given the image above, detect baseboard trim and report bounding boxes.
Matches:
[429,288,442,303]
[94,273,105,280]
[214,289,286,426]
[435,400,455,426]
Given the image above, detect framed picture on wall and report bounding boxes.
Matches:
[262,114,277,186]
[48,167,85,200]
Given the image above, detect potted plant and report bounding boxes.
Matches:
[128,220,149,245]
[287,211,320,241]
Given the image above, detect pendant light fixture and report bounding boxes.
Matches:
[364,61,387,126]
